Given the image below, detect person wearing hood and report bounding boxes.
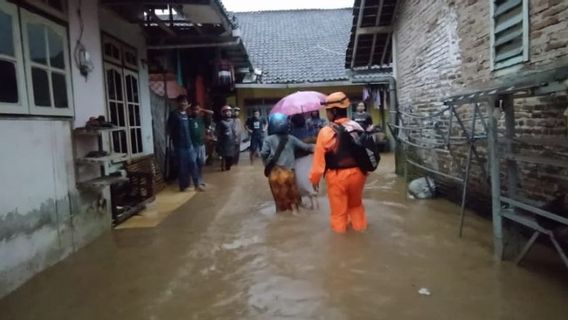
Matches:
[310,92,368,233]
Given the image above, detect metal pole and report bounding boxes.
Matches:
[459,145,473,238]
[404,145,409,199]
[487,97,504,260]
[459,103,478,237]
[503,96,518,212]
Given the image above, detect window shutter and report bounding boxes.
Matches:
[492,0,529,69]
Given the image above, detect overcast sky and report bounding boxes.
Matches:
[222,0,354,12]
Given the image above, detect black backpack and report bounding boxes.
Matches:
[333,124,381,173]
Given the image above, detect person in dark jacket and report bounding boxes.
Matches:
[217,105,237,171]
[245,109,267,165]
[168,95,202,192]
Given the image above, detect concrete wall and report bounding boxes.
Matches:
[393,0,568,208]
[0,119,110,298]
[0,0,155,298]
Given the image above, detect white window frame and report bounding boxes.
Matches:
[102,33,143,158]
[124,69,143,156]
[102,35,123,66]
[21,8,74,116]
[123,46,138,71]
[490,0,530,71]
[104,63,129,156]
[25,0,67,21]
[0,1,28,114]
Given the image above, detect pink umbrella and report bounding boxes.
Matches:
[270,91,327,115]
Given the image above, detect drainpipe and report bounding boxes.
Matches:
[176,49,183,86]
[388,76,398,151]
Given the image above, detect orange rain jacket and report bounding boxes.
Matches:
[309,118,368,233]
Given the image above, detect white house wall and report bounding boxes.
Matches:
[0,118,110,298]
[0,0,149,298]
[70,0,106,128]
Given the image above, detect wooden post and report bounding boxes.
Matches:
[487,97,503,260]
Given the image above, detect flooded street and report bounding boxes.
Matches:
[2,154,568,320]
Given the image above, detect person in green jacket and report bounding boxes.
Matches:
[189,104,212,188]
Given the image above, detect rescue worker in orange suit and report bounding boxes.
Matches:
[309,92,368,233]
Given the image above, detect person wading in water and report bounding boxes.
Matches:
[310,92,368,233]
[261,113,313,214]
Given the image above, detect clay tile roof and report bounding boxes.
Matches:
[233,9,352,84]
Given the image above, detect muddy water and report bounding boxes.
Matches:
[2,154,568,320]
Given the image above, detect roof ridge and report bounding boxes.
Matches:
[231,7,352,14]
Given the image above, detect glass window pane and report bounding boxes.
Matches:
[117,103,126,127]
[32,67,51,107]
[125,75,132,102]
[0,9,14,57]
[128,104,141,126]
[0,60,18,103]
[48,29,64,69]
[134,105,141,126]
[28,23,47,65]
[51,72,68,108]
[131,77,139,103]
[112,131,120,153]
[106,70,115,100]
[109,102,118,125]
[136,128,143,153]
[130,128,138,154]
[120,130,128,153]
[114,71,123,101]
[128,104,135,126]
[104,43,113,58]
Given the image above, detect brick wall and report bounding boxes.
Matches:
[394,0,568,210]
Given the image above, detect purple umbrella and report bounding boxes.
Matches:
[270,91,327,115]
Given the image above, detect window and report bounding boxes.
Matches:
[103,36,122,66]
[123,47,138,70]
[103,35,142,157]
[0,1,28,114]
[490,0,529,70]
[21,9,73,116]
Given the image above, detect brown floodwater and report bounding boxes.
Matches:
[2,154,568,320]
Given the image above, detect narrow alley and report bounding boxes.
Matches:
[2,155,567,320]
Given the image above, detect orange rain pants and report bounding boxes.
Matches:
[310,118,368,233]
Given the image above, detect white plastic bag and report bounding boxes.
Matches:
[295,154,316,196]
